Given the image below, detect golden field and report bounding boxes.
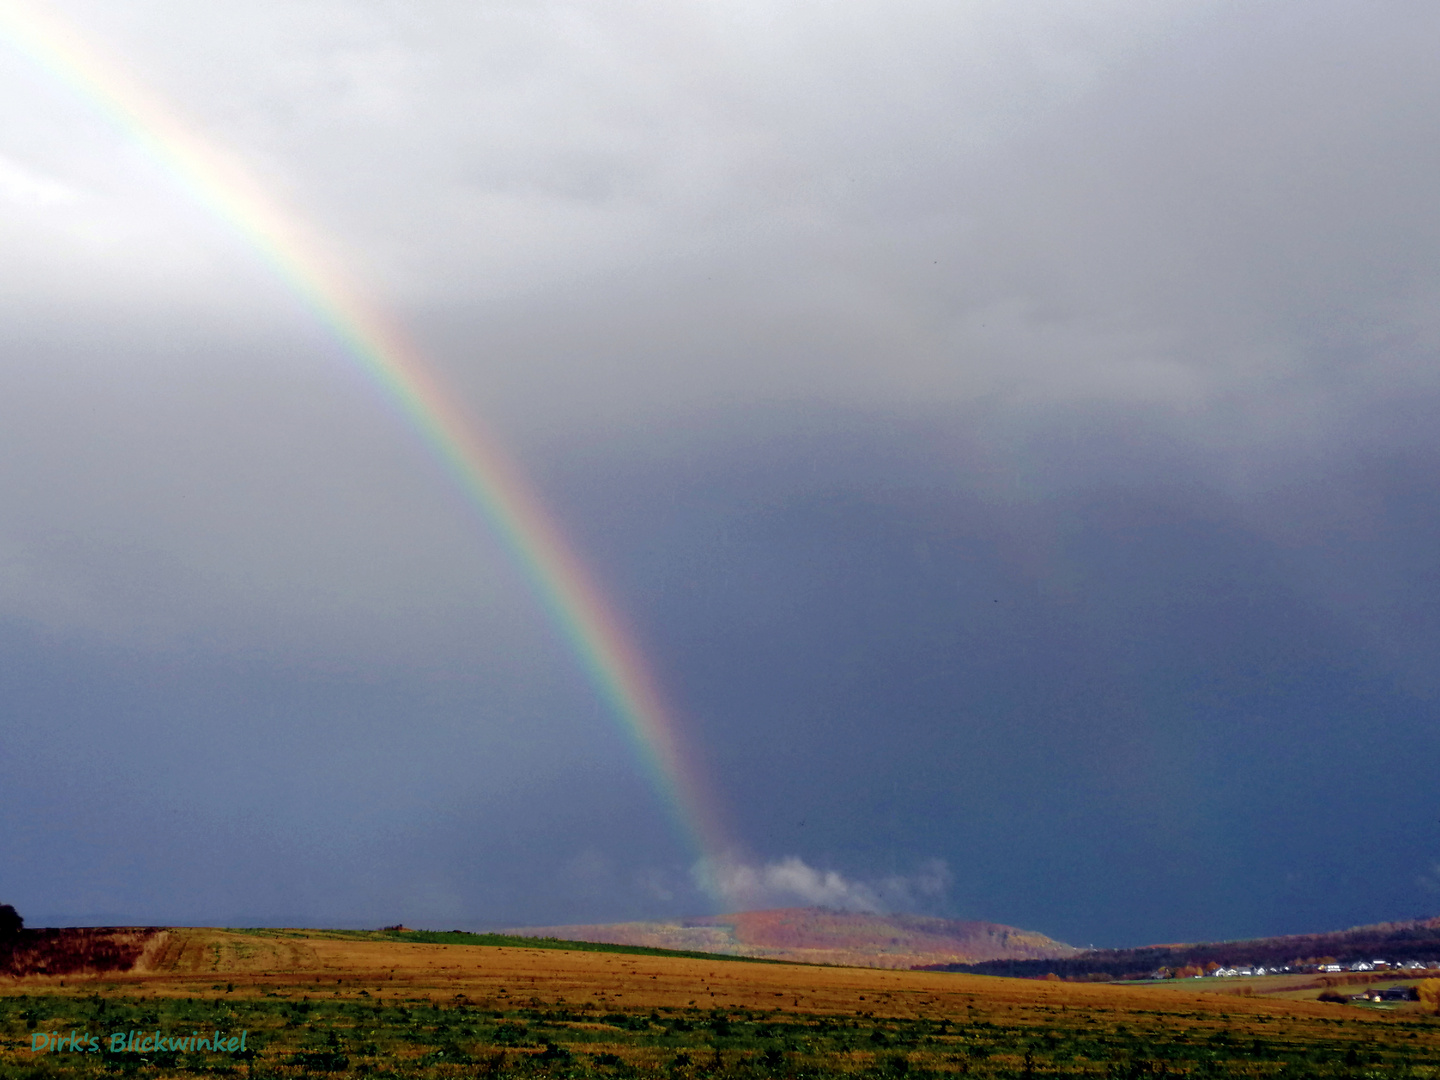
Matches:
[16,928,1378,1017]
[4,928,1440,1077]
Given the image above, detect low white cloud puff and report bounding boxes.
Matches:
[695,856,951,914]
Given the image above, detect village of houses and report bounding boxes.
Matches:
[1203,959,1439,978]
[1185,958,1440,1001]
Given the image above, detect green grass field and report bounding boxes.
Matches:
[245,927,787,965]
[7,988,1440,1079]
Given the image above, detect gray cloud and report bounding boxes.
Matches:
[3,1,1440,942]
[6,1,1437,459]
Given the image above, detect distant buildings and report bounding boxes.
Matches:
[1357,986,1418,1002]
[1202,958,1439,978]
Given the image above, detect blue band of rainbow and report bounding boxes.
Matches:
[0,0,733,884]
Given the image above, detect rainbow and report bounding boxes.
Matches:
[0,1,734,879]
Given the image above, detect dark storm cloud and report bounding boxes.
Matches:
[2,1,1439,942]
[540,408,1440,944]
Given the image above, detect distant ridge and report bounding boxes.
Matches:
[928,915,1440,980]
[507,907,1078,969]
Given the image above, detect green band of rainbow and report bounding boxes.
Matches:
[0,0,732,877]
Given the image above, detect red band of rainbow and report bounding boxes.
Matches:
[0,0,735,884]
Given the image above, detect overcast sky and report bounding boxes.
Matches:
[3,0,1440,948]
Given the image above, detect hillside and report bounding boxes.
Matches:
[931,915,1440,980]
[507,907,1079,969]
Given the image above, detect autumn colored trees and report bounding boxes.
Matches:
[1419,979,1440,1011]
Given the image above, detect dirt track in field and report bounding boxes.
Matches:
[6,928,1387,1030]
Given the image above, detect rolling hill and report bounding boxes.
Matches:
[929,915,1440,979]
[506,906,1079,969]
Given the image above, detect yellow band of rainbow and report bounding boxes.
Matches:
[0,0,733,881]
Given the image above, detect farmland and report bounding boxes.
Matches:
[4,928,1440,1077]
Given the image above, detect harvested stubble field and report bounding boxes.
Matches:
[4,928,1440,1078]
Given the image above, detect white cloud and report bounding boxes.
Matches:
[694,855,951,914]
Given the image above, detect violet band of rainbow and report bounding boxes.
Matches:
[0,0,734,881]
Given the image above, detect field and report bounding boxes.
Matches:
[1115,972,1432,1005]
[4,928,1440,1078]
